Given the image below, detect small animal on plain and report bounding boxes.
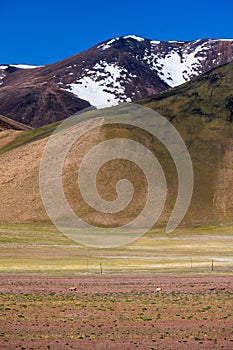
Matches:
[155,287,162,292]
[70,286,77,292]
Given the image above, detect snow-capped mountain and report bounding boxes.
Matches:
[66,35,233,108]
[0,35,233,126]
[51,35,233,108]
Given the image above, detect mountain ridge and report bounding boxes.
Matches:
[0,35,233,127]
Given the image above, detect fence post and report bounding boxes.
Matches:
[100,262,103,275]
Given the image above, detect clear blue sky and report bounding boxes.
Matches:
[1,0,232,65]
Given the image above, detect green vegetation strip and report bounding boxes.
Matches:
[0,223,232,275]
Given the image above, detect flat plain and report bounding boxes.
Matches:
[0,224,233,349]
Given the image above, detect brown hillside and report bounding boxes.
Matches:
[0,83,91,127]
[1,98,233,229]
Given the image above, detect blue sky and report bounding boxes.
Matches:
[1,0,233,65]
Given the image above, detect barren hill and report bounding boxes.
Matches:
[1,59,233,227]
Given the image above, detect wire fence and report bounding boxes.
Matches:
[79,257,233,275]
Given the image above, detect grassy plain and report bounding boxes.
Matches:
[0,223,232,275]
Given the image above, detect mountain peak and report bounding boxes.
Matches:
[1,36,233,126]
[122,34,145,41]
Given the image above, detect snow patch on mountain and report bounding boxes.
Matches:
[218,39,233,41]
[68,79,119,108]
[168,40,185,43]
[141,39,216,87]
[64,61,131,108]
[123,35,145,42]
[98,38,120,51]
[11,64,42,69]
[156,44,208,86]
[0,64,42,70]
[51,36,233,108]
[0,73,5,86]
[151,40,161,45]
[0,66,7,85]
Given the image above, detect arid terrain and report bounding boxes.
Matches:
[0,222,233,349]
[1,35,233,350]
[0,275,233,350]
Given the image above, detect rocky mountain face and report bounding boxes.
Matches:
[0,35,233,127]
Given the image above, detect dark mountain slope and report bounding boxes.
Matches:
[0,36,233,127]
[0,82,91,127]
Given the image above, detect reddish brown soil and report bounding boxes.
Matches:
[0,275,233,349]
